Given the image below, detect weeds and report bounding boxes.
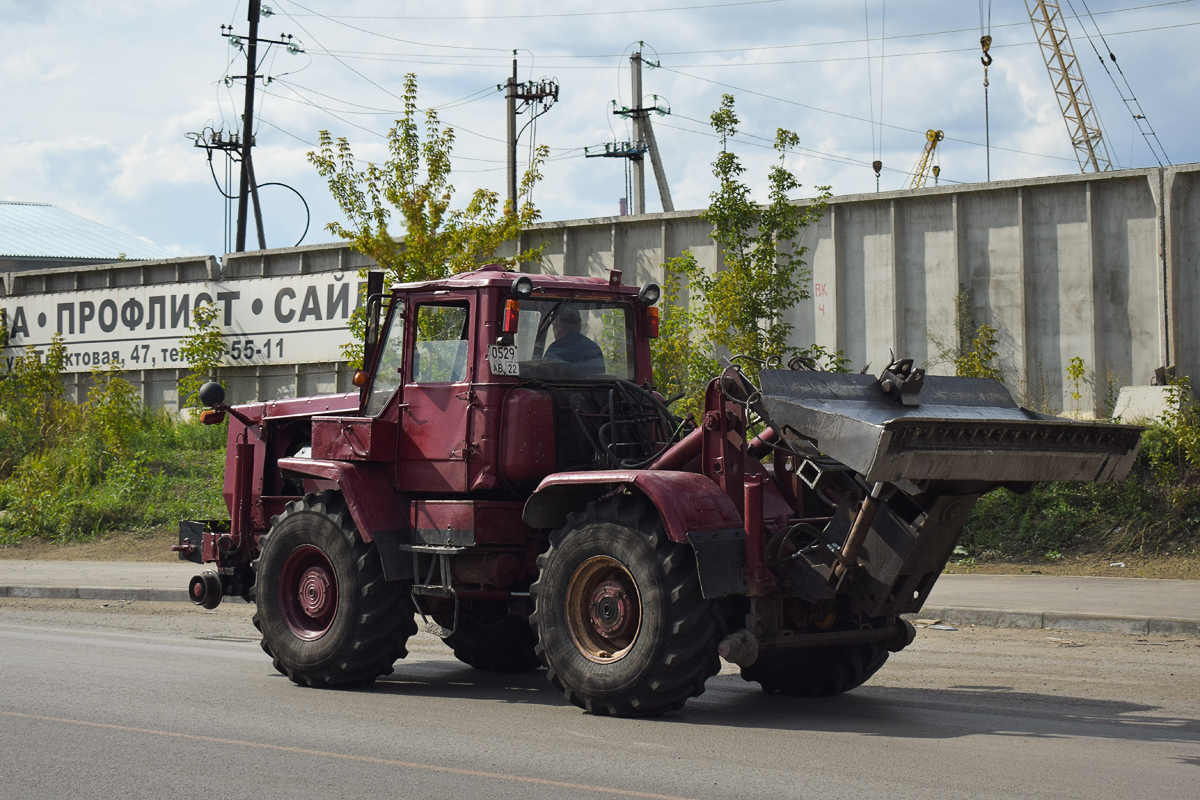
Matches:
[0,365,226,546]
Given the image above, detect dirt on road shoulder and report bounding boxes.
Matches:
[0,530,179,562]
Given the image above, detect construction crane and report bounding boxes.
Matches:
[908,130,944,189]
[1025,0,1112,173]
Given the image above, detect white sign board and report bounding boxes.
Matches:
[2,273,364,373]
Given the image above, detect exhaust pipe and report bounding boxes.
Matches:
[189,571,223,610]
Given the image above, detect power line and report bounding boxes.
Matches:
[277,0,512,53]
[285,0,799,21]
[280,0,1192,23]
[279,0,1197,62]
[657,65,1079,163]
[298,18,1200,70]
[1066,0,1171,166]
[665,112,951,180]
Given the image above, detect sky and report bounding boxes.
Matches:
[1,0,1197,259]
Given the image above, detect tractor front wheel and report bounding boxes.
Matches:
[253,491,416,687]
[531,498,721,717]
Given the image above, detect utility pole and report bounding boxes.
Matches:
[630,53,646,215]
[200,1,300,252]
[506,58,517,213]
[499,56,560,212]
[593,47,674,214]
[235,0,262,252]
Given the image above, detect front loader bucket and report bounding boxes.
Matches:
[758,370,1142,485]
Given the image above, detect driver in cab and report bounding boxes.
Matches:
[543,306,605,373]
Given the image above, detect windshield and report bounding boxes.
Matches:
[513,299,634,381]
[364,301,404,416]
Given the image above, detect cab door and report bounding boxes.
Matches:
[399,293,474,493]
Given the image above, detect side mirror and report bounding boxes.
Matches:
[198,381,226,408]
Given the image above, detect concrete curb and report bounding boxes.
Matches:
[4,586,1199,637]
[919,605,1200,637]
[2,585,191,603]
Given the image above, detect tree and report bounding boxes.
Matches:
[177,303,225,410]
[653,94,833,418]
[309,73,547,364]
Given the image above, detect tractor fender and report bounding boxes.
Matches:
[276,457,404,545]
[524,470,744,543]
[525,470,748,599]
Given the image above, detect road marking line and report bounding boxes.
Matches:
[0,710,698,800]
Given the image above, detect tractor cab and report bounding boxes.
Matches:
[345,265,665,495]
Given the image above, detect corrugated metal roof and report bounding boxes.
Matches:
[0,201,177,261]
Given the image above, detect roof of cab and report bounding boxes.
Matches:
[391,263,642,296]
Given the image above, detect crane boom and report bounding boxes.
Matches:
[1025,0,1112,173]
[909,130,944,190]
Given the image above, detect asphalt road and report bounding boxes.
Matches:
[1,598,1197,800]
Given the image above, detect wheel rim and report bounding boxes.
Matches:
[565,556,641,664]
[278,544,338,640]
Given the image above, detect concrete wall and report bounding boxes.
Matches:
[508,163,1196,414]
[4,164,1195,415]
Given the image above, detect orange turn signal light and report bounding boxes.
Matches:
[352,369,368,387]
[200,409,226,426]
[503,299,520,333]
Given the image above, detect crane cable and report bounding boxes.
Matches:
[980,1,992,181]
[864,0,886,190]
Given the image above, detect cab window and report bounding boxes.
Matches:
[412,303,470,383]
[514,300,634,381]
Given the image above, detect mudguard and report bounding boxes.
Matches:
[524,470,748,598]
[276,457,404,544]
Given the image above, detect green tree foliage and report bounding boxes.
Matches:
[955,323,1003,381]
[929,288,1003,382]
[652,94,832,418]
[308,73,548,365]
[177,303,225,409]
[0,334,69,476]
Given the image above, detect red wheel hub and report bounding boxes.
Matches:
[278,545,338,640]
[589,581,636,641]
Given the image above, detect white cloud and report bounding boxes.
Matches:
[0,0,1195,255]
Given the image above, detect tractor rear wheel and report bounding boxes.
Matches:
[740,641,890,696]
[440,601,541,673]
[253,491,417,688]
[530,498,721,717]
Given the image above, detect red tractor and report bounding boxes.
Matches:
[179,264,1141,716]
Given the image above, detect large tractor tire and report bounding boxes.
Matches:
[530,498,721,717]
[440,601,542,673]
[253,491,417,688]
[740,642,890,697]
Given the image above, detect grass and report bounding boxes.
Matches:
[958,421,1200,561]
[0,357,228,547]
[0,411,227,546]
